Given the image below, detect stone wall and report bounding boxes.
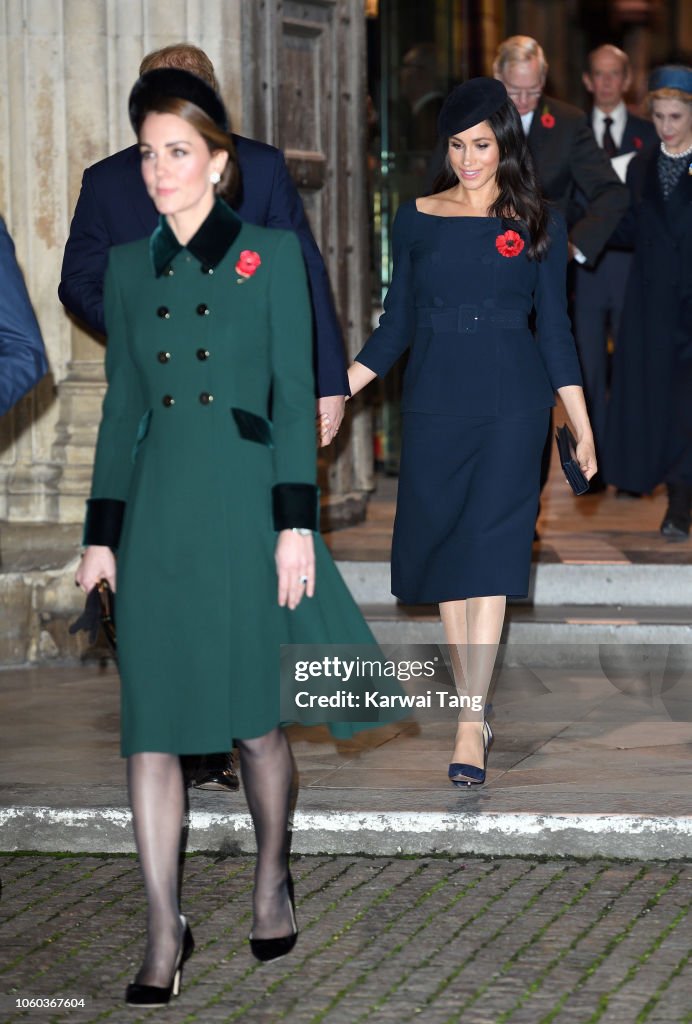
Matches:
[0,0,243,524]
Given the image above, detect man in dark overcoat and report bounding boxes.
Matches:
[59,43,348,792]
[572,44,657,491]
[492,36,630,494]
[0,217,48,418]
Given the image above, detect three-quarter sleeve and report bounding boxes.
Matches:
[534,215,583,390]
[355,204,416,377]
[83,252,146,549]
[268,231,319,531]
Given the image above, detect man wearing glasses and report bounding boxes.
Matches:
[493,36,628,495]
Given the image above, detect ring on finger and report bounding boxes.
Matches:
[299,575,309,585]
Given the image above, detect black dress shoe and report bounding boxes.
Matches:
[249,873,298,962]
[660,484,692,541]
[660,516,690,541]
[585,473,607,494]
[125,916,194,1006]
[193,754,239,792]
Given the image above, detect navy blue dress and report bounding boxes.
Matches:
[356,201,583,603]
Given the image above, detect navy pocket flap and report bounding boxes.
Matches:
[231,407,274,448]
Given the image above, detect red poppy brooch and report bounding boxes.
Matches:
[495,230,525,258]
[633,136,643,150]
[540,106,555,129]
[236,250,262,284]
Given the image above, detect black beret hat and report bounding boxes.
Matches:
[129,67,229,134]
[438,77,508,137]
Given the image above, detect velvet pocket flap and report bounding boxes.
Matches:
[231,407,274,448]
[131,408,152,463]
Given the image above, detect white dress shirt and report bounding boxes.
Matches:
[592,102,627,151]
[521,110,534,136]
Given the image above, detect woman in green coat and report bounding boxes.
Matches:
[75,68,373,1005]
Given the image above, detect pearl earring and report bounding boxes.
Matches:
[210,171,221,185]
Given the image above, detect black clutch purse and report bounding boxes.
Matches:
[555,424,589,495]
[69,580,117,653]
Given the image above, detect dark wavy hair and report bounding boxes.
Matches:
[431,98,550,259]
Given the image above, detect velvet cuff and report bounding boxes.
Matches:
[272,483,319,532]
[83,498,126,550]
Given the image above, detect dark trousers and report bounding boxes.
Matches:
[572,251,632,468]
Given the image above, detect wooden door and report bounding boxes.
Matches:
[244,0,373,524]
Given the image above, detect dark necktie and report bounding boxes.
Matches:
[602,116,617,158]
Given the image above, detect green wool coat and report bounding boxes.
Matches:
[84,199,376,756]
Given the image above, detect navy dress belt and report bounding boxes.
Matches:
[416,305,526,334]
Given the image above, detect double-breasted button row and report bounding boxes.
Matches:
[156,304,211,318]
[156,350,210,363]
[161,393,214,407]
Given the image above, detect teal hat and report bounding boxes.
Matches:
[648,65,692,95]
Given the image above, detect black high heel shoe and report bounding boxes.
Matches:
[249,873,298,962]
[448,720,494,787]
[125,914,194,1006]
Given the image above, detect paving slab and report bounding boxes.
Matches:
[0,853,689,1024]
[1,664,691,860]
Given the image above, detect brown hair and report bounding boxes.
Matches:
[139,96,239,204]
[139,44,219,92]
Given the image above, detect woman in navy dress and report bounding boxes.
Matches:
[347,79,597,785]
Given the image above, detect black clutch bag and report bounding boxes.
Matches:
[69,580,117,653]
[555,424,589,495]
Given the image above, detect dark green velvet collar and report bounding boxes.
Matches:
[149,198,242,277]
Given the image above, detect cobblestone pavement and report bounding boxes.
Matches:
[1,854,690,1024]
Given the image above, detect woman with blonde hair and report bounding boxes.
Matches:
[605,65,692,537]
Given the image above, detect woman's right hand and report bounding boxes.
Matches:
[75,545,117,593]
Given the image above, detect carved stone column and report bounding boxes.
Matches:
[1,0,243,524]
[2,0,368,528]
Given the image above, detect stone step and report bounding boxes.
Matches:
[336,559,692,607]
[1,523,691,665]
[364,603,692,666]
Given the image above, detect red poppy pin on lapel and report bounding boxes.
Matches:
[633,136,643,150]
[540,106,555,129]
[495,230,525,258]
[236,250,262,284]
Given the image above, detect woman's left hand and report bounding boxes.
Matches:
[576,437,598,481]
[276,530,315,609]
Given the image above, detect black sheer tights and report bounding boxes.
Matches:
[237,728,295,939]
[127,753,185,987]
[127,728,293,984]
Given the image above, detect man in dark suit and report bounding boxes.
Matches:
[59,43,348,433]
[572,44,657,491]
[492,35,629,495]
[0,217,48,418]
[59,43,348,792]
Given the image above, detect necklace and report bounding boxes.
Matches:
[660,139,692,159]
